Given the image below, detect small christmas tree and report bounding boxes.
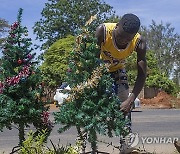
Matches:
[0,8,52,146]
[54,21,127,153]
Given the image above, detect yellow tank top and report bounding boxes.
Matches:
[100,23,141,72]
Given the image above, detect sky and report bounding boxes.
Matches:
[0,0,180,56]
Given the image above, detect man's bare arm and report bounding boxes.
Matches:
[120,37,147,113]
[95,24,104,47]
[131,37,147,100]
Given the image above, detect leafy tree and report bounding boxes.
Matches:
[172,70,180,87]
[141,20,180,78]
[33,0,114,49]
[105,14,120,23]
[54,26,127,153]
[126,50,177,94]
[0,9,52,146]
[40,35,75,88]
[126,50,159,86]
[0,18,10,49]
[145,50,177,94]
[145,72,177,94]
[125,52,137,86]
[40,14,121,88]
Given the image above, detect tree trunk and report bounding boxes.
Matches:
[77,126,86,153]
[89,129,97,154]
[18,123,25,146]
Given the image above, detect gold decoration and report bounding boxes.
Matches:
[76,35,82,46]
[36,93,40,100]
[85,14,97,26]
[65,15,109,103]
[75,15,97,51]
[65,64,110,103]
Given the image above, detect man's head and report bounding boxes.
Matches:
[114,13,140,46]
[119,13,140,34]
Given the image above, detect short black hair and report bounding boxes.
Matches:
[119,13,140,34]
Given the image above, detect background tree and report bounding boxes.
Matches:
[40,35,74,88]
[144,50,177,94]
[0,9,52,146]
[54,25,127,153]
[126,50,177,94]
[141,20,180,79]
[40,13,121,88]
[125,52,137,86]
[126,21,179,94]
[105,14,120,23]
[40,35,74,103]
[33,0,114,49]
[0,18,10,50]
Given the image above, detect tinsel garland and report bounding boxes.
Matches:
[0,65,31,93]
[65,64,109,102]
[75,14,97,51]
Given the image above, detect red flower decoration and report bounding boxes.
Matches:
[18,59,22,64]
[11,22,19,30]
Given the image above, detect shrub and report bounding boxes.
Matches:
[18,130,81,154]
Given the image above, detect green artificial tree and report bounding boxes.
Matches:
[0,8,52,146]
[54,20,127,153]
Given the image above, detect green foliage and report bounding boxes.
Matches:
[141,20,180,79]
[33,0,114,49]
[0,18,9,34]
[0,18,10,49]
[105,14,121,23]
[19,130,51,154]
[0,8,51,145]
[66,36,100,86]
[125,52,137,85]
[54,27,127,151]
[145,50,177,94]
[145,73,177,94]
[40,35,75,87]
[19,130,80,154]
[126,50,177,94]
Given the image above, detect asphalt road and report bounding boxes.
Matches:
[0,109,180,154]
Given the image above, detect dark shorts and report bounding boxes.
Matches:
[110,69,129,102]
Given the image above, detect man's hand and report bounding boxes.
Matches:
[120,100,133,115]
[120,93,135,114]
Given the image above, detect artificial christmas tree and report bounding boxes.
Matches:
[0,8,52,147]
[54,23,128,153]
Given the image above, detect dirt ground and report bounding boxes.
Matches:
[140,91,180,109]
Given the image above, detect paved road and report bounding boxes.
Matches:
[0,109,180,154]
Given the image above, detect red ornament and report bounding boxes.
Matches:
[10,33,15,38]
[18,59,22,64]
[67,68,72,72]
[27,54,31,58]
[11,22,19,30]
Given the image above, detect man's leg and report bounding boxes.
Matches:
[110,69,131,129]
[111,69,132,152]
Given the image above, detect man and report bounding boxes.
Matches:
[95,13,147,151]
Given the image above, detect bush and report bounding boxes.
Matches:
[18,130,81,154]
[145,73,177,95]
